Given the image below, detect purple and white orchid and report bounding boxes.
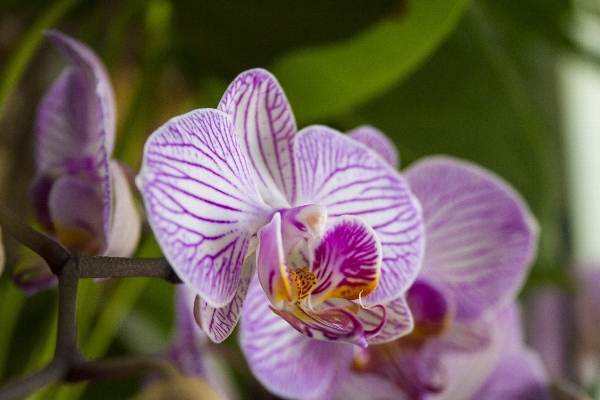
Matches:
[137,69,424,345]
[18,31,141,292]
[239,127,544,399]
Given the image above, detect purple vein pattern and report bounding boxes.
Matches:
[295,126,424,304]
[219,69,297,208]
[311,217,381,304]
[137,109,271,307]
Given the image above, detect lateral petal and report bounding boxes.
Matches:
[405,156,539,321]
[295,126,424,304]
[137,108,272,307]
[219,69,297,208]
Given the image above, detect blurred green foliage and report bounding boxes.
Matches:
[0,0,588,398]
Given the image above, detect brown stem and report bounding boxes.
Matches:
[78,255,181,283]
[67,357,180,383]
[0,359,69,400]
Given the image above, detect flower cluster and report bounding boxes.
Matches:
[26,31,549,400]
[137,67,547,398]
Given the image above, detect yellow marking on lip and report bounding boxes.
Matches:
[289,267,317,303]
[325,267,380,302]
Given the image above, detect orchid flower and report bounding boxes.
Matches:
[17,31,141,292]
[239,127,542,399]
[137,69,425,345]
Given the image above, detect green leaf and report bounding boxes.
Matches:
[345,1,567,290]
[270,0,473,124]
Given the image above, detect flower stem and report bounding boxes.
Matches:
[78,254,181,283]
[0,200,70,274]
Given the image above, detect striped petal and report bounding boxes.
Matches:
[195,255,256,343]
[240,277,353,399]
[405,156,539,321]
[310,216,382,305]
[347,125,399,169]
[335,372,408,400]
[137,108,272,307]
[218,69,297,208]
[295,126,424,304]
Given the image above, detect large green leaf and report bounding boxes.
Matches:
[341,2,567,289]
[270,0,473,124]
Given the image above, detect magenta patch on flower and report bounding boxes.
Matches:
[256,212,385,347]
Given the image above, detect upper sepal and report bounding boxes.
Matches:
[218,68,297,208]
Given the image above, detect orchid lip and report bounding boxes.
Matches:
[257,211,387,345]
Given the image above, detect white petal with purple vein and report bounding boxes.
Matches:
[137,108,272,307]
[405,156,539,321]
[219,69,297,208]
[295,126,424,304]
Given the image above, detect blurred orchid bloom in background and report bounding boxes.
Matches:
[137,69,425,344]
[15,31,141,293]
[167,286,239,400]
[529,266,600,392]
[239,129,546,399]
[337,303,549,400]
